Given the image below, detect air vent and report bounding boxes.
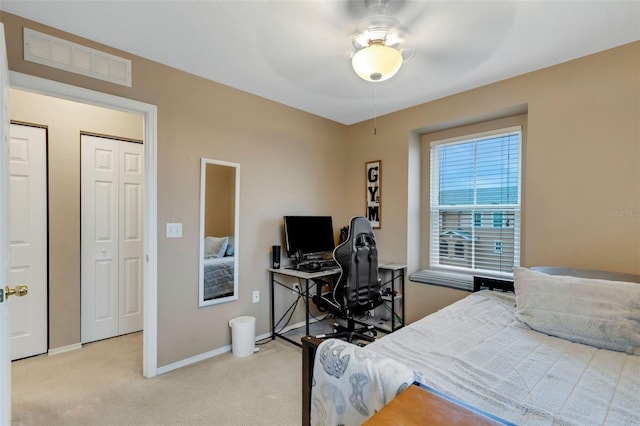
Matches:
[23,28,132,87]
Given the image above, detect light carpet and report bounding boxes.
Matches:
[11,332,301,425]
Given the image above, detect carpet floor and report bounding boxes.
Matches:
[11,333,301,426]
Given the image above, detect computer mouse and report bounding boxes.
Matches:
[308,262,321,272]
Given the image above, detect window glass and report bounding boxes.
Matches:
[430,127,521,276]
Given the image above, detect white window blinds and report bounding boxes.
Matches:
[428,127,521,282]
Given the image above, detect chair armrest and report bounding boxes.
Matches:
[311,278,331,312]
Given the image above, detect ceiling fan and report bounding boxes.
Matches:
[350,0,414,82]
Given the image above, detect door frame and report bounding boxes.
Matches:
[1,22,11,425]
[9,71,158,378]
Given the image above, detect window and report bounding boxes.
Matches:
[429,127,521,278]
[492,212,504,228]
[474,212,482,227]
[439,240,448,257]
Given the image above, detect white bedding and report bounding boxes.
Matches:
[311,291,640,425]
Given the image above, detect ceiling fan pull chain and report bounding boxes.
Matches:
[373,83,378,136]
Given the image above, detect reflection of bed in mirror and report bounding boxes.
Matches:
[202,234,236,301]
[203,256,234,300]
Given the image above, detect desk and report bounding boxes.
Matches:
[268,267,340,347]
[269,263,406,346]
[363,383,514,426]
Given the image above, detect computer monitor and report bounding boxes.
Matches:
[283,216,335,259]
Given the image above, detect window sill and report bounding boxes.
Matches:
[410,270,474,292]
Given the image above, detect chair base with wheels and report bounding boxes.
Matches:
[318,318,377,344]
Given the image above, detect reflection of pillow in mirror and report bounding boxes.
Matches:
[205,236,228,259]
[225,236,235,256]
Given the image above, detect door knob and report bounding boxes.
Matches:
[5,285,28,299]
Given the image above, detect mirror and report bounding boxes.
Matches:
[199,158,240,307]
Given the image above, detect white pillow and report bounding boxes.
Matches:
[225,236,235,256]
[204,236,228,259]
[513,267,640,354]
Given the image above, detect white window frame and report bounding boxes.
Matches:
[428,126,522,280]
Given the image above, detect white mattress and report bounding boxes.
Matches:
[311,290,640,425]
[367,291,640,425]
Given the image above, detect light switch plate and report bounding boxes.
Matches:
[166,223,182,238]
[252,290,260,303]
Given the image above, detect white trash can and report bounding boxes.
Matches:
[229,316,256,357]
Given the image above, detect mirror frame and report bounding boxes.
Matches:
[198,158,240,307]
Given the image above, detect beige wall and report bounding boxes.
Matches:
[9,89,142,350]
[2,12,638,366]
[1,12,350,367]
[346,41,640,321]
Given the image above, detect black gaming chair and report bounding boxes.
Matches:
[313,216,382,343]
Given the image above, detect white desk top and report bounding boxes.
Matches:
[269,263,406,277]
[378,263,407,271]
[268,267,341,279]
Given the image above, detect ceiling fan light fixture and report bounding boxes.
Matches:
[352,41,402,82]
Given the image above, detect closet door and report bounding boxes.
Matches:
[81,135,143,343]
[81,135,119,343]
[118,141,143,335]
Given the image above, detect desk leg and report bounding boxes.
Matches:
[305,278,310,336]
[400,268,405,327]
[270,271,275,340]
[390,270,396,331]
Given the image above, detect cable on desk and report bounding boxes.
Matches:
[259,288,301,346]
[255,336,274,346]
[297,277,329,323]
[273,277,298,293]
[378,302,404,326]
[274,295,300,336]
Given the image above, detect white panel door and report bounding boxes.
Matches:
[118,142,143,334]
[9,124,47,360]
[81,135,119,343]
[81,135,143,343]
[1,21,13,425]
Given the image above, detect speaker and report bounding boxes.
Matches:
[272,245,281,269]
[339,226,349,244]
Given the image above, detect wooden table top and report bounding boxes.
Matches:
[363,384,513,426]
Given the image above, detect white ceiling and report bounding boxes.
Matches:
[2,1,639,125]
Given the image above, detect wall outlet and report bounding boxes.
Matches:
[252,290,259,303]
[293,283,301,295]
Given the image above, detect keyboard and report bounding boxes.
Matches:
[318,259,339,270]
[296,259,339,273]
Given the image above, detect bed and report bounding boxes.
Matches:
[302,267,640,425]
[203,256,235,300]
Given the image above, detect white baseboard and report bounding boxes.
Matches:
[48,343,82,356]
[156,331,273,376]
[255,331,271,341]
